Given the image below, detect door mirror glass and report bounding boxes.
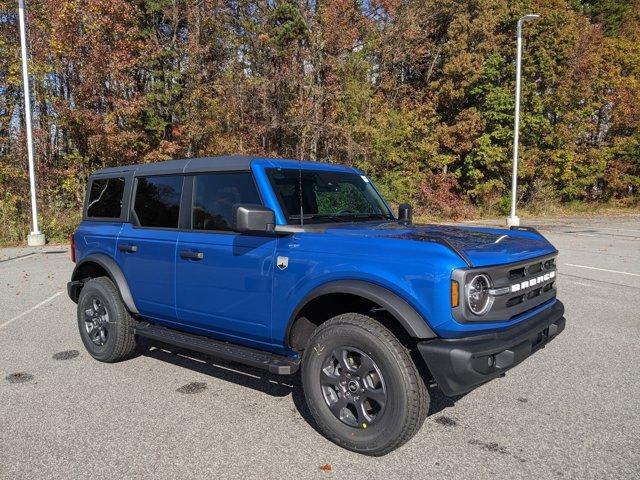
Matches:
[232,205,275,233]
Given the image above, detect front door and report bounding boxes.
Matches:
[116,174,184,323]
[175,172,276,347]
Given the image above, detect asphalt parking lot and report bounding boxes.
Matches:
[1,214,639,479]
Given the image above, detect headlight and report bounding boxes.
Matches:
[467,274,492,315]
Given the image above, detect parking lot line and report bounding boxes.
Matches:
[0,252,37,263]
[564,263,640,277]
[0,291,64,330]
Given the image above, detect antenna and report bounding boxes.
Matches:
[298,157,304,226]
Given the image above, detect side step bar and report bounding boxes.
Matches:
[132,322,300,375]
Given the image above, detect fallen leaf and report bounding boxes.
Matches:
[319,464,332,473]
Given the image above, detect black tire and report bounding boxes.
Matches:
[77,276,137,362]
[301,313,429,456]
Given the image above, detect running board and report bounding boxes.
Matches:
[132,322,300,375]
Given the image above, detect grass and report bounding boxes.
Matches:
[414,198,639,224]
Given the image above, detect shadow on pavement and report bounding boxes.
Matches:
[141,339,461,434]
[141,340,322,434]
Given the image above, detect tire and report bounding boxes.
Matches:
[77,276,137,362]
[301,313,429,456]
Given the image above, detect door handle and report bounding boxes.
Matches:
[180,250,204,260]
[118,244,138,253]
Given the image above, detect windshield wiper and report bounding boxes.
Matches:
[290,213,391,223]
[289,214,350,223]
[349,213,392,220]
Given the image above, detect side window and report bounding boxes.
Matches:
[86,177,125,219]
[134,175,183,228]
[192,172,261,231]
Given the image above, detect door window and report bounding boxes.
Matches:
[134,175,183,228]
[192,173,261,231]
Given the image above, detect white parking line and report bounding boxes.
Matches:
[564,264,640,277]
[0,291,64,330]
[584,226,640,234]
[0,252,37,263]
[563,279,592,287]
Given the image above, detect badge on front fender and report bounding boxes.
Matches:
[277,256,289,270]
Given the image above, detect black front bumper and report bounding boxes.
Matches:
[418,300,565,397]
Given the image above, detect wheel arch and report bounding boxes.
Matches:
[70,253,139,314]
[285,280,437,351]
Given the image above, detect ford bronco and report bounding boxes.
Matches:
[68,155,565,455]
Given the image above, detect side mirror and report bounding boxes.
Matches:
[232,204,275,233]
[398,203,413,224]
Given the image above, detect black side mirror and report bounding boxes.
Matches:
[398,203,413,224]
[232,204,275,233]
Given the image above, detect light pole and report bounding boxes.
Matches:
[18,0,45,246]
[507,13,539,228]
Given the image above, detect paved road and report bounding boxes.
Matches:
[1,215,639,479]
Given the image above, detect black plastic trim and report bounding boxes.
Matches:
[67,280,83,302]
[133,322,300,375]
[418,300,565,396]
[286,280,438,345]
[69,253,139,314]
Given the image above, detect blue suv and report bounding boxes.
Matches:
[68,155,565,455]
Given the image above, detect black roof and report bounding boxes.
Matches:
[91,155,256,177]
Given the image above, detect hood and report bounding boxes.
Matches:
[321,222,557,267]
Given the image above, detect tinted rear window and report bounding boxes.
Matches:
[86,177,125,218]
[192,172,261,231]
[134,175,183,228]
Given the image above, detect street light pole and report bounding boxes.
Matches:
[507,13,539,228]
[18,0,45,246]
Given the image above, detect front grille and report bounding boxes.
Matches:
[509,267,526,280]
[452,253,558,323]
[500,256,557,320]
[506,294,525,307]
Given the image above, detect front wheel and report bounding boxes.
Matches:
[301,313,429,456]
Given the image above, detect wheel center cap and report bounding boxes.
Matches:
[347,380,360,393]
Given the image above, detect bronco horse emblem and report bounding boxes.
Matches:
[277,256,289,270]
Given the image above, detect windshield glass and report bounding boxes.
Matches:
[266,168,394,225]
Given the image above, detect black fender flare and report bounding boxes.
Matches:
[286,280,437,344]
[70,253,139,314]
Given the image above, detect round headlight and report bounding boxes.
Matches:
[467,274,492,315]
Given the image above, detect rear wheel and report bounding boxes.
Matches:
[301,313,429,456]
[77,277,137,362]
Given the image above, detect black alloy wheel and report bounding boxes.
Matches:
[320,346,387,428]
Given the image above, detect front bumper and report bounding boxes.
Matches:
[418,300,565,396]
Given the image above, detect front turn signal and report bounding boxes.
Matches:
[451,280,459,308]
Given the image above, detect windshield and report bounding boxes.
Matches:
[266,168,394,225]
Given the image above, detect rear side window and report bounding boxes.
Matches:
[86,177,125,219]
[192,172,261,231]
[134,175,183,228]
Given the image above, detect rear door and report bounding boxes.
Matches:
[116,174,184,323]
[175,172,277,347]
